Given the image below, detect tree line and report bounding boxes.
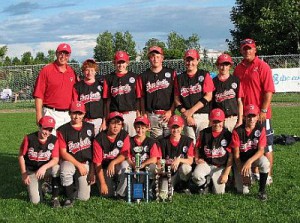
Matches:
[0,0,299,66]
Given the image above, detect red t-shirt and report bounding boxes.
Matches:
[233,56,275,118]
[93,135,130,164]
[33,62,77,110]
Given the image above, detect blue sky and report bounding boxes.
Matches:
[0,0,236,62]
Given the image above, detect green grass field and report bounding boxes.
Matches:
[0,105,299,222]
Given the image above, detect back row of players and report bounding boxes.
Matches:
[19,40,275,207]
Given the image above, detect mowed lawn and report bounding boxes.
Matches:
[0,105,299,222]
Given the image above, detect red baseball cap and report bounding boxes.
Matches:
[56,43,71,53]
[70,101,86,113]
[244,104,259,116]
[240,38,256,49]
[114,51,129,62]
[216,54,233,65]
[39,116,56,128]
[134,116,150,127]
[168,115,184,127]
[184,49,200,60]
[209,108,225,122]
[148,46,163,55]
[107,111,124,122]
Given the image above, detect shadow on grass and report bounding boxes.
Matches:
[0,152,27,200]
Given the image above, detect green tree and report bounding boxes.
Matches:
[3,56,12,66]
[165,31,186,59]
[34,52,46,64]
[47,50,56,63]
[12,57,21,65]
[229,0,300,55]
[94,31,114,62]
[122,31,137,60]
[0,46,8,64]
[21,52,33,65]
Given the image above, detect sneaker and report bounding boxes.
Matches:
[258,191,268,201]
[251,173,260,184]
[182,188,192,195]
[63,199,74,208]
[266,176,273,185]
[51,198,61,208]
[198,187,209,195]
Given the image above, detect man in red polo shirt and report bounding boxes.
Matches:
[233,38,275,184]
[33,43,77,130]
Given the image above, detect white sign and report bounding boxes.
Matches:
[272,68,300,92]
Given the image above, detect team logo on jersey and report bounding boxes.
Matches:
[215,89,236,102]
[198,76,204,82]
[180,83,202,97]
[221,139,228,147]
[117,140,124,148]
[144,146,149,152]
[129,77,135,83]
[182,146,188,153]
[97,85,103,91]
[133,146,143,153]
[146,79,170,93]
[253,67,259,72]
[253,138,259,145]
[231,83,237,89]
[48,143,54,151]
[254,130,261,137]
[87,129,92,136]
[165,72,171,78]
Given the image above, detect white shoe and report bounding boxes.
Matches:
[266,176,273,185]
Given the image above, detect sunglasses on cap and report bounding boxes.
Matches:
[240,39,255,45]
[57,51,70,56]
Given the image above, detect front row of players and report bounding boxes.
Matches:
[18,102,270,207]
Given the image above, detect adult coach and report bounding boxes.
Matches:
[174,49,214,143]
[140,46,176,139]
[33,43,77,130]
[233,38,275,184]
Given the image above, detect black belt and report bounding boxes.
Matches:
[44,105,69,112]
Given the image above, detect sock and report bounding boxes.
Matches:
[259,172,268,193]
[65,184,74,200]
[51,177,60,198]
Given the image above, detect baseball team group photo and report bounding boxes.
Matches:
[0,0,300,222]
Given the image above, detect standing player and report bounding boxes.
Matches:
[140,46,176,139]
[57,101,95,207]
[159,115,194,196]
[33,43,77,130]
[212,53,243,132]
[93,112,130,199]
[18,116,60,207]
[103,51,141,136]
[230,104,270,201]
[233,38,275,184]
[73,58,105,135]
[174,49,214,143]
[191,109,233,194]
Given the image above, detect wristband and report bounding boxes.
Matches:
[199,97,208,106]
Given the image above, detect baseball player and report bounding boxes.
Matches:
[18,116,60,207]
[57,101,95,207]
[230,104,270,201]
[158,115,194,196]
[174,49,214,143]
[233,38,275,184]
[212,54,244,132]
[103,51,142,136]
[127,116,161,178]
[140,46,176,139]
[191,108,233,194]
[73,58,105,135]
[33,43,77,131]
[93,111,130,199]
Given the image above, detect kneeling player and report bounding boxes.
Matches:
[230,104,270,201]
[93,112,130,199]
[18,116,60,206]
[159,115,194,195]
[57,101,95,207]
[191,108,233,194]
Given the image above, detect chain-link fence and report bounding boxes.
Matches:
[0,54,299,109]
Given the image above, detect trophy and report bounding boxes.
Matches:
[155,159,173,202]
[125,146,150,203]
